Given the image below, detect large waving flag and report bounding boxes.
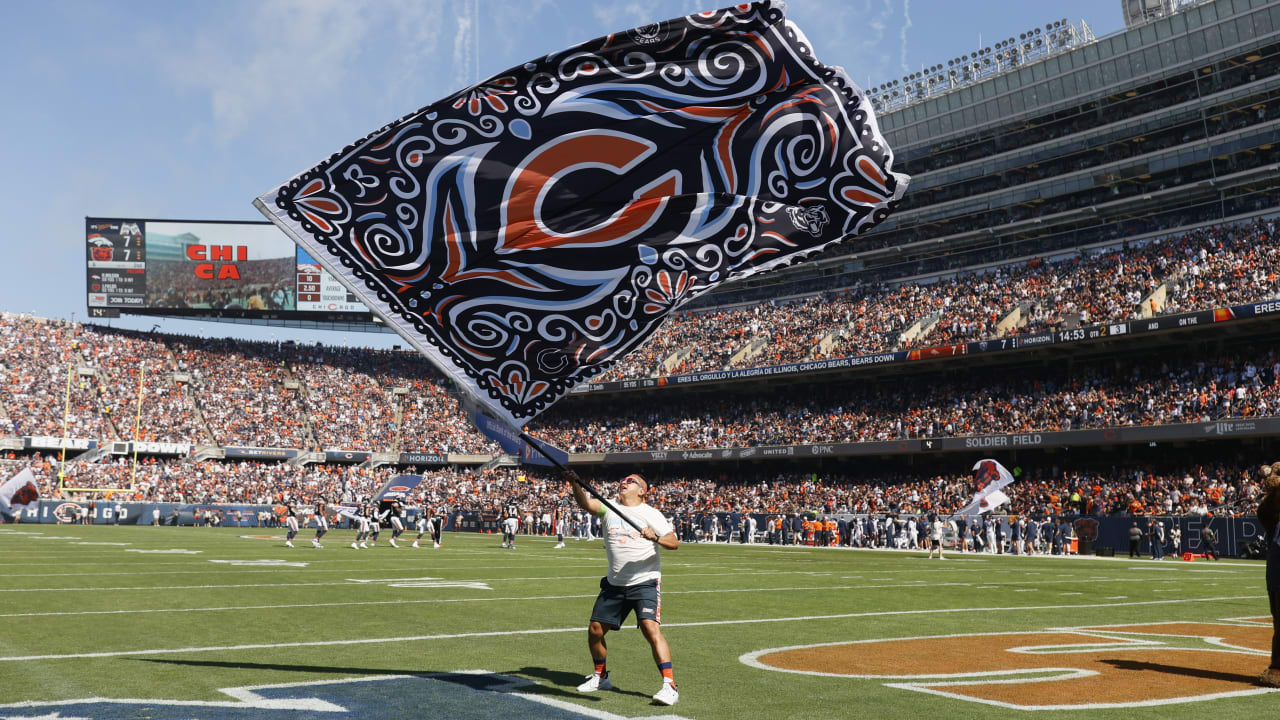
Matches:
[255,1,908,431]
[0,468,39,520]
[953,459,1016,517]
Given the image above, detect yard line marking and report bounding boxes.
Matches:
[0,574,1194,595]
[0,562,608,576]
[0,577,1237,619]
[0,595,1263,663]
[0,568,834,592]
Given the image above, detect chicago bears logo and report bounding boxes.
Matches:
[742,619,1277,710]
[786,204,830,237]
[627,21,667,45]
[1074,516,1099,541]
[973,460,1000,492]
[53,503,85,523]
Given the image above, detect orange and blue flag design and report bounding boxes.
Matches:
[256,1,908,428]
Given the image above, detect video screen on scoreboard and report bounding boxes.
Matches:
[86,217,370,320]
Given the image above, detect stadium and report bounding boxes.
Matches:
[4,0,1280,718]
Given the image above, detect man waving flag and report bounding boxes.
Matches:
[255,1,907,521]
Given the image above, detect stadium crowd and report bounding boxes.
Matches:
[537,348,1280,451]
[167,335,312,448]
[600,218,1277,378]
[0,218,1275,459]
[2,453,1264,525]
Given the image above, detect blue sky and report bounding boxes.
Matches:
[0,0,1126,348]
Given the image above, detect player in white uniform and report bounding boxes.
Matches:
[554,510,567,549]
[927,514,945,559]
[336,503,367,549]
[566,472,680,706]
[502,514,520,549]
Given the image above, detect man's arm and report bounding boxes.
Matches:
[563,471,602,516]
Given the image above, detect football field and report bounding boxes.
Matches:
[0,524,1276,719]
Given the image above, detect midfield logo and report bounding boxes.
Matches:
[742,619,1277,710]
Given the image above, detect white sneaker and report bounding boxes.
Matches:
[652,682,679,705]
[351,542,359,549]
[433,543,441,549]
[359,542,368,548]
[285,540,294,548]
[555,543,565,548]
[313,541,323,549]
[390,539,398,548]
[577,673,612,692]
[312,539,321,548]
[412,541,419,548]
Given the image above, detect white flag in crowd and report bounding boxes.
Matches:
[333,504,361,520]
[953,459,1015,517]
[0,468,39,518]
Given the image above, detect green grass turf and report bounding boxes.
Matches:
[0,523,1273,719]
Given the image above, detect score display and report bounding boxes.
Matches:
[85,217,370,321]
[86,219,147,310]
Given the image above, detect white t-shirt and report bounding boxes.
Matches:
[602,502,674,586]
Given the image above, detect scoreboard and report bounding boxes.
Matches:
[85,217,370,321]
[86,220,147,310]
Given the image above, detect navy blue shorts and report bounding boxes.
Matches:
[590,577,661,630]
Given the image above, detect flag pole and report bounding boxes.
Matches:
[519,430,646,534]
[58,363,72,491]
[130,364,145,490]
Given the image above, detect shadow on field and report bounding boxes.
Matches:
[513,665,652,700]
[1102,658,1259,684]
[134,658,649,700]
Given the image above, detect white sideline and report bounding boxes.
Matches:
[0,594,1263,663]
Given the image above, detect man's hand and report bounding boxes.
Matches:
[565,471,600,515]
[640,526,658,541]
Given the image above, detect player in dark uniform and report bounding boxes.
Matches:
[413,503,429,549]
[283,500,299,548]
[429,504,446,548]
[379,499,407,548]
[368,503,382,547]
[390,499,408,547]
[312,499,329,549]
[502,504,520,549]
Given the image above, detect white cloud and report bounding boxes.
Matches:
[899,0,913,75]
[381,0,448,108]
[169,0,376,144]
[592,2,653,36]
